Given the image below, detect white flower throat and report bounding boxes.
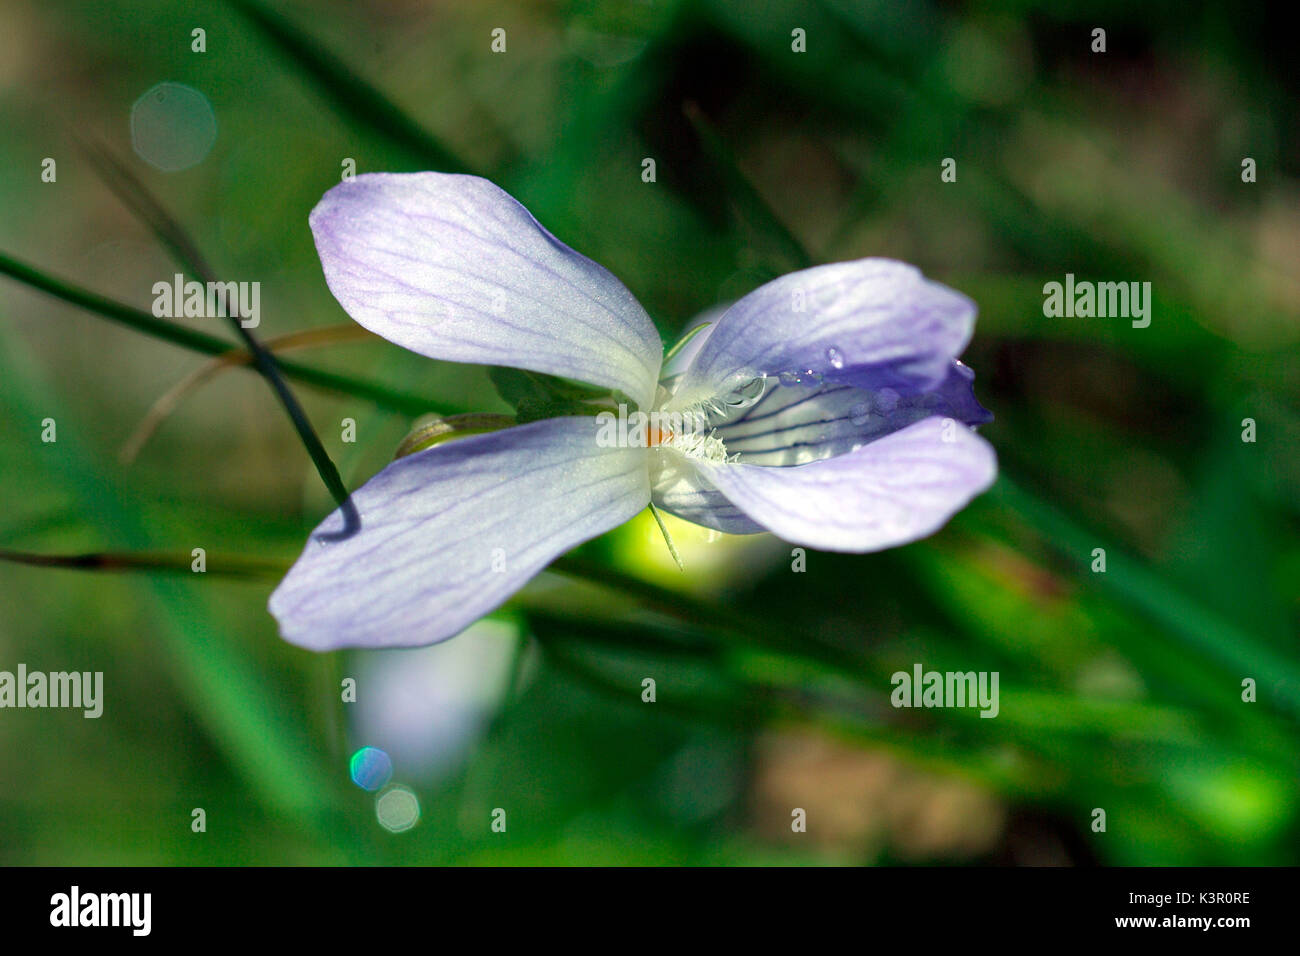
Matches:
[650,370,770,463]
[594,371,770,463]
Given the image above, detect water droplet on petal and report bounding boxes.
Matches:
[876,387,899,414]
[718,371,766,409]
[779,371,800,386]
[826,347,844,369]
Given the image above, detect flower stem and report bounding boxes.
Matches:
[646,502,684,571]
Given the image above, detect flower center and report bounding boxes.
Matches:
[648,372,769,464]
[651,426,731,463]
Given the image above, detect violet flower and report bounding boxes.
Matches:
[270,173,995,650]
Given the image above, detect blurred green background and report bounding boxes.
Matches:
[0,0,1296,865]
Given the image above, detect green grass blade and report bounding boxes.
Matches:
[683,102,813,273]
[82,144,359,529]
[0,250,444,417]
[992,476,1300,718]
[226,0,472,173]
[0,322,337,818]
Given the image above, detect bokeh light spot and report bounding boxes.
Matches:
[349,746,393,792]
[375,785,420,833]
[130,82,217,171]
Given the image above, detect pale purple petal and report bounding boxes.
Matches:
[660,306,726,379]
[712,360,992,467]
[667,259,976,414]
[310,172,663,409]
[650,456,766,534]
[690,416,996,552]
[270,417,650,650]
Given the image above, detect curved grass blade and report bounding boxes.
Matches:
[82,142,359,537]
[119,323,381,464]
